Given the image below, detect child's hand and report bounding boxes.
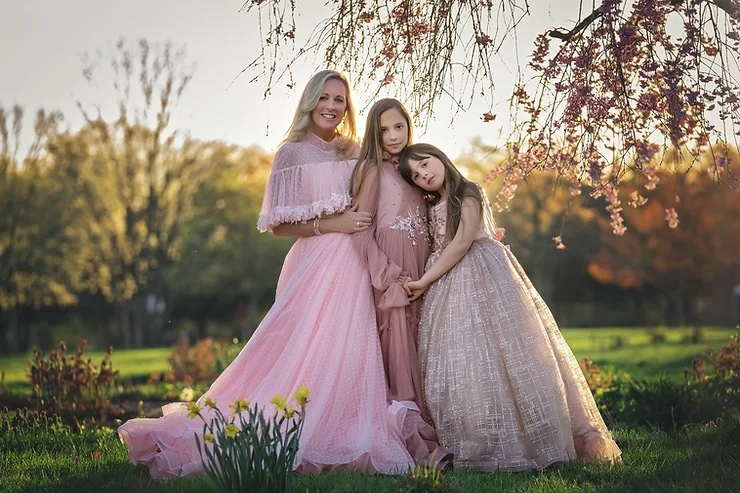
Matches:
[404,279,428,302]
[493,227,505,241]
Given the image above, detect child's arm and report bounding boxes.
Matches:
[406,197,481,301]
[351,165,410,309]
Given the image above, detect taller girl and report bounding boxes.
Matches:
[350,98,443,462]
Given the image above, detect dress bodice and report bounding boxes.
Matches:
[376,155,429,247]
[428,199,489,254]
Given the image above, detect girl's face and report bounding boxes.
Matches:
[379,108,409,156]
[406,154,446,196]
[309,78,347,140]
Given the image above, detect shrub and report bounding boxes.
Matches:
[154,337,241,385]
[189,387,310,493]
[27,340,119,423]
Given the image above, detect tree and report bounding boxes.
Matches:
[241,0,739,229]
[49,38,209,348]
[165,142,294,341]
[587,146,740,324]
[0,105,96,353]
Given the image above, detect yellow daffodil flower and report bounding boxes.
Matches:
[271,394,288,411]
[225,423,239,439]
[205,397,217,410]
[204,433,214,443]
[229,397,250,415]
[186,402,202,419]
[294,386,310,407]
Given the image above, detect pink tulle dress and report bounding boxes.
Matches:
[351,153,445,463]
[418,198,622,471]
[117,132,415,479]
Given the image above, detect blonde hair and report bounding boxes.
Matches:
[284,70,358,157]
[350,98,413,197]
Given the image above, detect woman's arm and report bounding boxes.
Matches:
[271,204,372,237]
[405,197,481,301]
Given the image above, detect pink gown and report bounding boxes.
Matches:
[117,132,414,479]
[352,153,444,463]
[419,198,622,470]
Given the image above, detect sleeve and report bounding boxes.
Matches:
[351,166,409,310]
[257,144,352,232]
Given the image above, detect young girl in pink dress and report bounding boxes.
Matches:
[117,71,415,479]
[349,99,444,464]
[398,143,622,471]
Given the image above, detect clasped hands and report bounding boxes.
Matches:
[402,278,428,302]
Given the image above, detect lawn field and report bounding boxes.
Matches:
[1,326,736,390]
[0,326,738,493]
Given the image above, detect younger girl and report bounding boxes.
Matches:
[350,99,443,463]
[399,143,622,471]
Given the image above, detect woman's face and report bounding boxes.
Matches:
[308,78,347,140]
[379,108,409,156]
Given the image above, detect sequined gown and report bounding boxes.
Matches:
[352,153,443,463]
[117,132,414,479]
[418,199,622,471]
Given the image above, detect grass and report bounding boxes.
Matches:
[0,325,738,492]
[1,415,738,493]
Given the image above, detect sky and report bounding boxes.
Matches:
[1,1,566,156]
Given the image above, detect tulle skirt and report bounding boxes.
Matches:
[118,233,416,479]
[419,238,621,471]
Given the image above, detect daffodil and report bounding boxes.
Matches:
[284,405,295,419]
[229,397,250,415]
[205,397,217,410]
[225,423,239,439]
[294,386,310,407]
[186,401,202,419]
[270,394,288,411]
[204,433,214,443]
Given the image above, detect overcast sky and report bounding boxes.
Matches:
[1,1,567,156]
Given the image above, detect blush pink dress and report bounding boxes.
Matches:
[351,153,445,463]
[117,132,414,479]
[419,197,622,471]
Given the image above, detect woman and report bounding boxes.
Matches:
[117,70,414,479]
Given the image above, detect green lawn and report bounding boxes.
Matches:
[1,326,738,493]
[0,414,738,493]
[1,326,736,391]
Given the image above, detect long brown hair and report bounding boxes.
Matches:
[283,70,358,157]
[350,98,413,197]
[399,143,483,241]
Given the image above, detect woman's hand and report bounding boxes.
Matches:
[334,203,372,234]
[404,279,428,302]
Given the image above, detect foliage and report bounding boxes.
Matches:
[158,336,241,385]
[189,388,310,493]
[586,156,740,324]
[401,463,456,493]
[27,340,119,423]
[595,332,740,429]
[240,0,740,230]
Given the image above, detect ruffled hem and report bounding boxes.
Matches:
[257,192,352,232]
[388,401,451,469]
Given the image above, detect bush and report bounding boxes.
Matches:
[27,340,119,424]
[152,336,241,385]
[595,332,740,430]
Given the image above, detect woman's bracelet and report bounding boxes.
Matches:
[313,217,322,236]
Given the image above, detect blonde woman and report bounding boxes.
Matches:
[118,70,414,479]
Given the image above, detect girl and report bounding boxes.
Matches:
[118,71,415,479]
[350,98,444,463]
[398,143,622,471]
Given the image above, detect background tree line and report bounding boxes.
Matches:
[1,39,738,354]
